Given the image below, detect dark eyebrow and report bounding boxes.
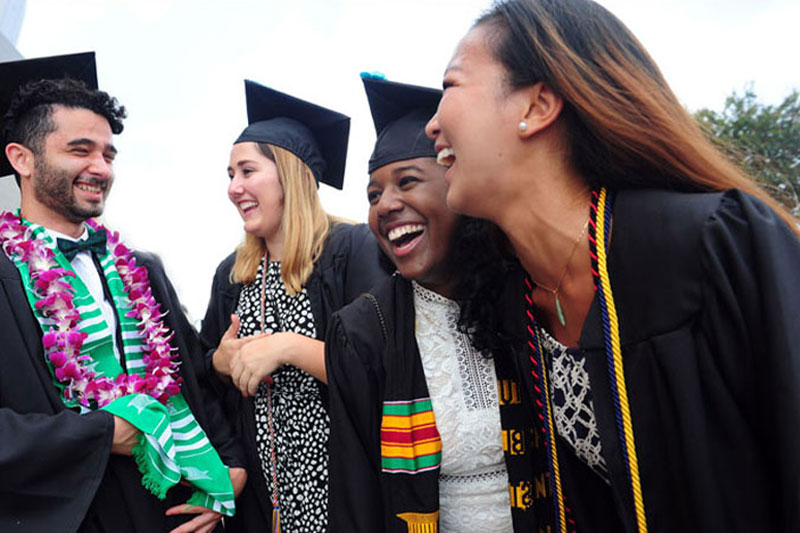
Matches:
[392,164,424,175]
[67,138,118,154]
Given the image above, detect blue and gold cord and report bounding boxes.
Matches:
[590,188,648,533]
[522,187,648,533]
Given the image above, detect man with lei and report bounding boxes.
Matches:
[0,53,245,532]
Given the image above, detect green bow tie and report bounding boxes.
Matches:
[57,231,107,261]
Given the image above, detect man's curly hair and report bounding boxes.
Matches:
[3,78,126,183]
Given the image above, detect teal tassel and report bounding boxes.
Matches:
[360,71,386,80]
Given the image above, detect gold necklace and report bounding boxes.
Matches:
[530,218,589,327]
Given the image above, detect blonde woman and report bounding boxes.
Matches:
[199,81,388,533]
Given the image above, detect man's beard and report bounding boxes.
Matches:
[33,156,106,224]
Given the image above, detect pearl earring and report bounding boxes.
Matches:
[519,121,528,132]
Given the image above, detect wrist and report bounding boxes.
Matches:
[212,348,229,376]
[275,332,293,367]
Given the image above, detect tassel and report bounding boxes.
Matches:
[272,506,280,533]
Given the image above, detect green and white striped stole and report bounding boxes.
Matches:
[10,221,235,516]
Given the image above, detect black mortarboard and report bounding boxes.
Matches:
[235,80,350,190]
[0,52,98,178]
[362,75,441,174]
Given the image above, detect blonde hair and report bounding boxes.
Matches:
[230,143,334,294]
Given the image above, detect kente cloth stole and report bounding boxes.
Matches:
[8,221,235,516]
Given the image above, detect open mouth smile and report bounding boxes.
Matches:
[386,223,425,255]
[74,178,107,197]
[436,147,455,168]
[238,200,259,215]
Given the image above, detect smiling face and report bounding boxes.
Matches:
[24,106,116,231]
[367,156,459,297]
[227,142,285,245]
[426,24,525,221]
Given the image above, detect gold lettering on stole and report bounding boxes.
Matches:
[503,428,541,455]
[534,472,551,499]
[497,379,521,405]
[397,511,439,533]
[508,481,533,510]
[502,429,528,455]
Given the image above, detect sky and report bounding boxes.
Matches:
[7,0,800,323]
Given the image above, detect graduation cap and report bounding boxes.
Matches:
[0,52,98,178]
[362,75,441,174]
[235,80,350,190]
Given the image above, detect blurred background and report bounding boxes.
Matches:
[1,0,798,323]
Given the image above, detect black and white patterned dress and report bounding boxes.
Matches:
[235,258,328,532]
[539,327,609,483]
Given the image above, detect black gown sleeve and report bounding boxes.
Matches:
[0,407,113,532]
[0,261,114,531]
[326,307,386,532]
[339,223,393,303]
[198,254,238,380]
[700,190,800,530]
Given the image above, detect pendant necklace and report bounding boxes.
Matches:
[531,218,589,327]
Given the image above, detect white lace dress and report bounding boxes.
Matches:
[412,282,514,533]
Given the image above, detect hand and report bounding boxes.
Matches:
[230,333,282,397]
[230,332,326,396]
[212,314,263,378]
[229,466,247,498]
[111,415,141,456]
[164,467,247,532]
[165,504,222,533]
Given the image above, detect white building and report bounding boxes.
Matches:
[0,0,25,211]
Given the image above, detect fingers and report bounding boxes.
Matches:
[230,359,243,389]
[238,369,253,397]
[229,467,248,498]
[246,373,261,397]
[165,504,201,516]
[221,314,240,340]
[111,416,141,456]
[166,508,222,533]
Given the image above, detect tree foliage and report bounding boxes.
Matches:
[694,86,800,216]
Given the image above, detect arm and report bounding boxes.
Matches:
[700,191,800,531]
[0,408,113,531]
[231,332,326,396]
[325,310,386,532]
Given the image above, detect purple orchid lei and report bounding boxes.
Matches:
[0,211,181,408]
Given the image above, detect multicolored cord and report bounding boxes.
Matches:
[589,188,648,532]
[522,187,648,533]
[523,278,567,532]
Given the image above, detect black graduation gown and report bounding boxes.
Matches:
[504,189,800,532]
[0,250,244,533]
[325,275,543,533]
[198,222,390,532]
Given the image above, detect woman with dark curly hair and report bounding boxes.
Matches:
[325,76,537,533]
[425,0,800,531]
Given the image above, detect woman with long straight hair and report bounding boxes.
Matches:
[426,1,800,531]
[200,81,388,532]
